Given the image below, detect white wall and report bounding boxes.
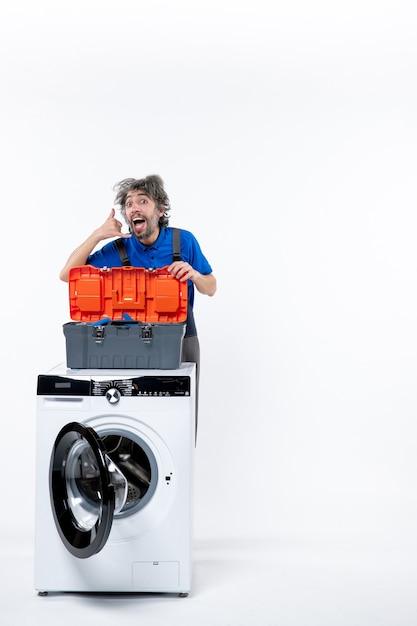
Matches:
[1,0,417,550]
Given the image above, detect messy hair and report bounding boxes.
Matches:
[113,174,171,227]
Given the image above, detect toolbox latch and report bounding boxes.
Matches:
[93,325,106,343]
[140,324,153,342]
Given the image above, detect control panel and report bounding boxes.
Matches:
[37,375,191,397]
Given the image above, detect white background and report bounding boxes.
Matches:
[1,1,417,624]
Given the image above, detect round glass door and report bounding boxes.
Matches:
[50,422,122,558]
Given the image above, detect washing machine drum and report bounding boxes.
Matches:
[50,422,137,558]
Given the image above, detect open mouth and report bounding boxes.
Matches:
[133,217,145,225]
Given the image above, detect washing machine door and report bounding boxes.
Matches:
[50,422,118,559]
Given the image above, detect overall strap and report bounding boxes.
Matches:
[171,228,195,337]
[172,227,182,261]
[114,237,130,266]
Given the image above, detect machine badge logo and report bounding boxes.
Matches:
[106,387,121,404]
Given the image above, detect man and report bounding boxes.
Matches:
[60,174,216,433]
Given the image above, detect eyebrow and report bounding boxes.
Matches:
[126,191,149,201]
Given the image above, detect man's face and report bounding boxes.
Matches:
[124,189,164,243]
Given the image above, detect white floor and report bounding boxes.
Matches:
[2,524,417,626]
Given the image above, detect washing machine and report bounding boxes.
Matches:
[34,362,196,596]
